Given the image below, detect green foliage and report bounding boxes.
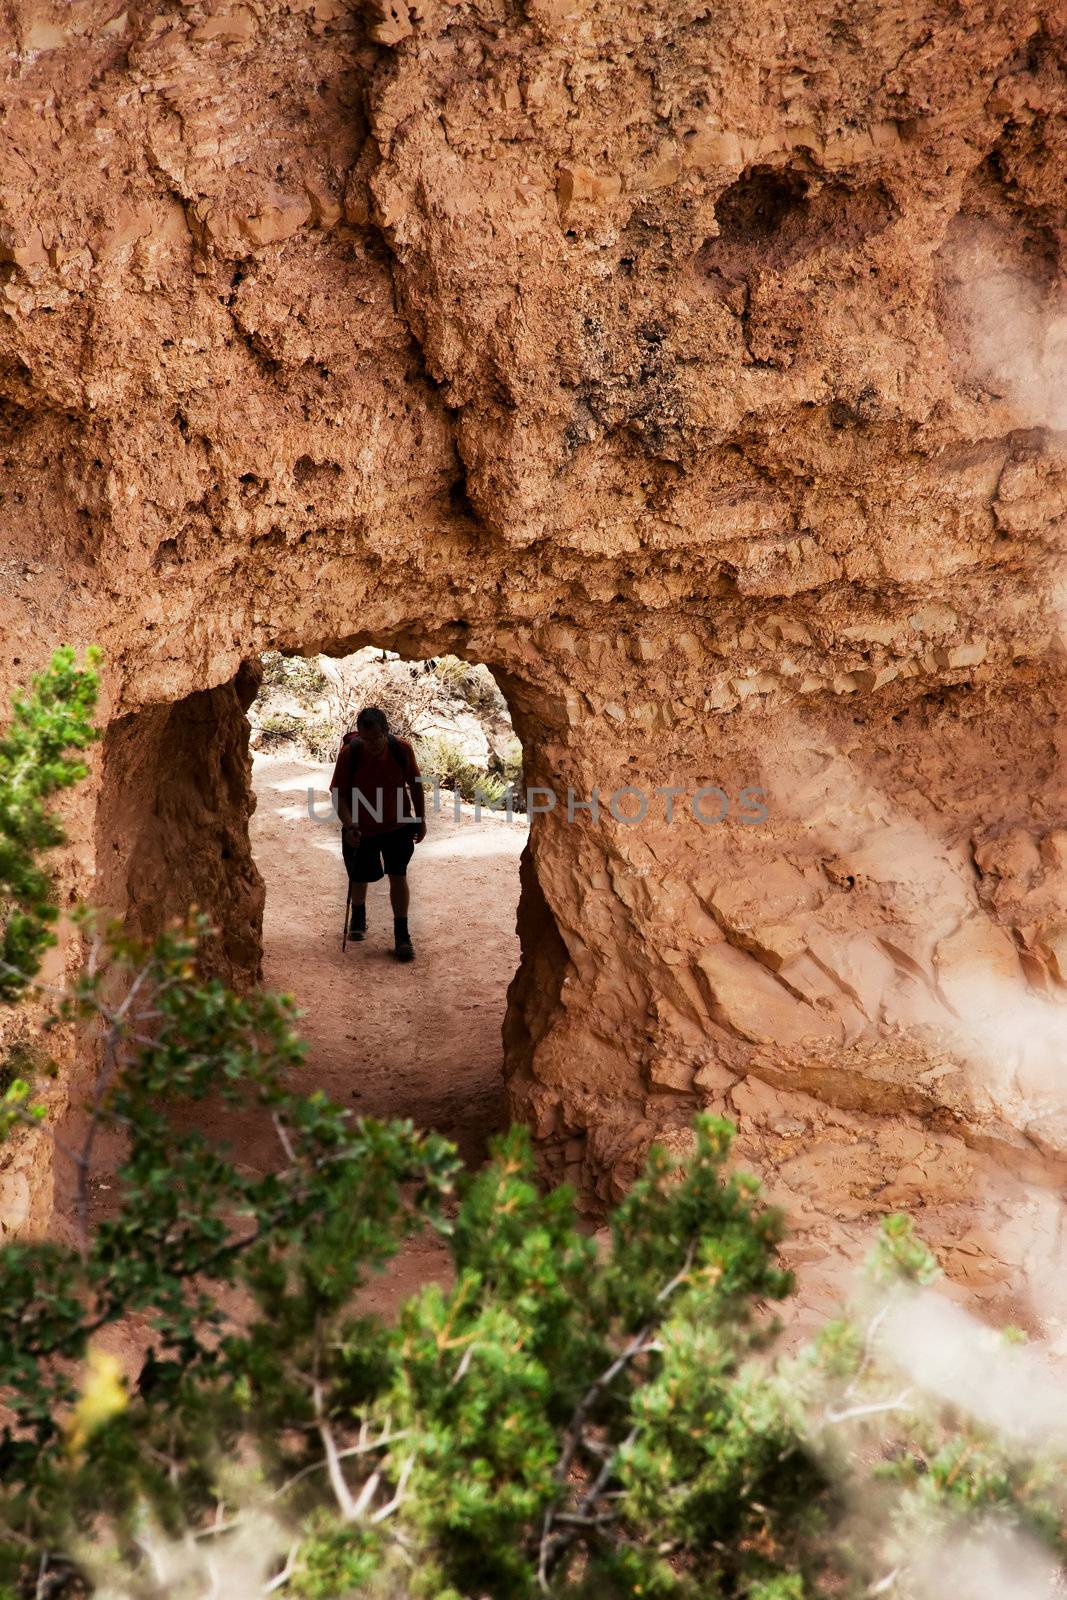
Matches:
[0,653,1064,1599]
[254,710,338,765]
[415,734,514,809]
[254,656,334,761]
[298,714,342,764]
[495,734,524,794]
[260,652,329,705]
[257,709,304,745]
[414,732,472,788]
[865,1212,942,1288]
[0,645,99,1001]
[254,652,517,780]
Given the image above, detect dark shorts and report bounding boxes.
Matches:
[342,824,417,884]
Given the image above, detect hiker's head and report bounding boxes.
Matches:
[356,706,389,753]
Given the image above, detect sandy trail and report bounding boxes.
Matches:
[252,753,525,1160]
[246,752,527,1308]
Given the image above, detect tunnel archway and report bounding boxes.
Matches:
[91,626,573,1177]
[245,641,528,1166]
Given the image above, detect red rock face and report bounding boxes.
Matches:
[0,1,1065,1288]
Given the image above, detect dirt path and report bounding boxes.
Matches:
[248,752,528,1309]
[251,751,525,1159]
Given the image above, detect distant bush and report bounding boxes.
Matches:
[319,657,438,745]
[415,733,516,808]
[259,652,328,705]
[297,716,341,765]
[255,654,514,781]
[432,655,506,716]
[494,733,525,796]
[255,709,303,748]
[470,769,511,808]
[414,731,470,787]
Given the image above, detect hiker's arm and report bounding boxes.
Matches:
[407,746,427,840]
[330,749,359,838]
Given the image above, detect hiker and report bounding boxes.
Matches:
[329,706,426,962]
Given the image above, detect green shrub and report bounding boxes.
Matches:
[470,770,511,807]
[493,735,525,804]
[298,715,341,764]
[253,711,339,765]
[259,652,328,705]
[256,710,304,747]
[415,732,476,796]
[414,733,516,808]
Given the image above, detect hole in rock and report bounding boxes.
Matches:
[89,641,554,1247]
[701,165,896,277]
[245,645,529,1170]
[714,165,810,243]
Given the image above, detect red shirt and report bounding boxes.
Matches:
[329,736,422,836]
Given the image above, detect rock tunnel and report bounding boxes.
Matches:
[0,0,1065,1297]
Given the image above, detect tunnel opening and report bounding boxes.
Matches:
[90,633,570,1198]
[244,642,530,1168]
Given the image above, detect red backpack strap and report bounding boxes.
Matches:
[340,731,362,767]
[386,734,411,775]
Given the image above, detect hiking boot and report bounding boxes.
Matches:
[394,935,415,962]
[349,922,366,942]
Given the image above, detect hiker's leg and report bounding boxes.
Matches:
[348,880,368,935]
[387,875,414,959]
[342,833,382,943]
[381,829,417,959]
[342,834,383,890]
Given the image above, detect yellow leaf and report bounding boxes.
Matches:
[64,1345,128,1458]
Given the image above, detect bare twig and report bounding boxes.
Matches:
[272,1113,296,1165]
[845,1303,890,1399]
[270,1431,410,1503]
[192,1516,244,1542]
[576,1426,637,1521]
[551,1511,616,1529]
[371,1453,413,1524]
[654,1242,698,1305]
[314,1382,357,1520]
[265,1543,301,1594]
[822,1389,913,1425]
[537,1243,696,1591]
[450,1341,478,1387]
[74,955,156,1251]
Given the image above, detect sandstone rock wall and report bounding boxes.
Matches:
[93,662,265,988]
[0,0,1065,1255]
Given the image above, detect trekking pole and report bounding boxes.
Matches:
[342,878,351,952]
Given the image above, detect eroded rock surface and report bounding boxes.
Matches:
[1,0,1065,1295]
